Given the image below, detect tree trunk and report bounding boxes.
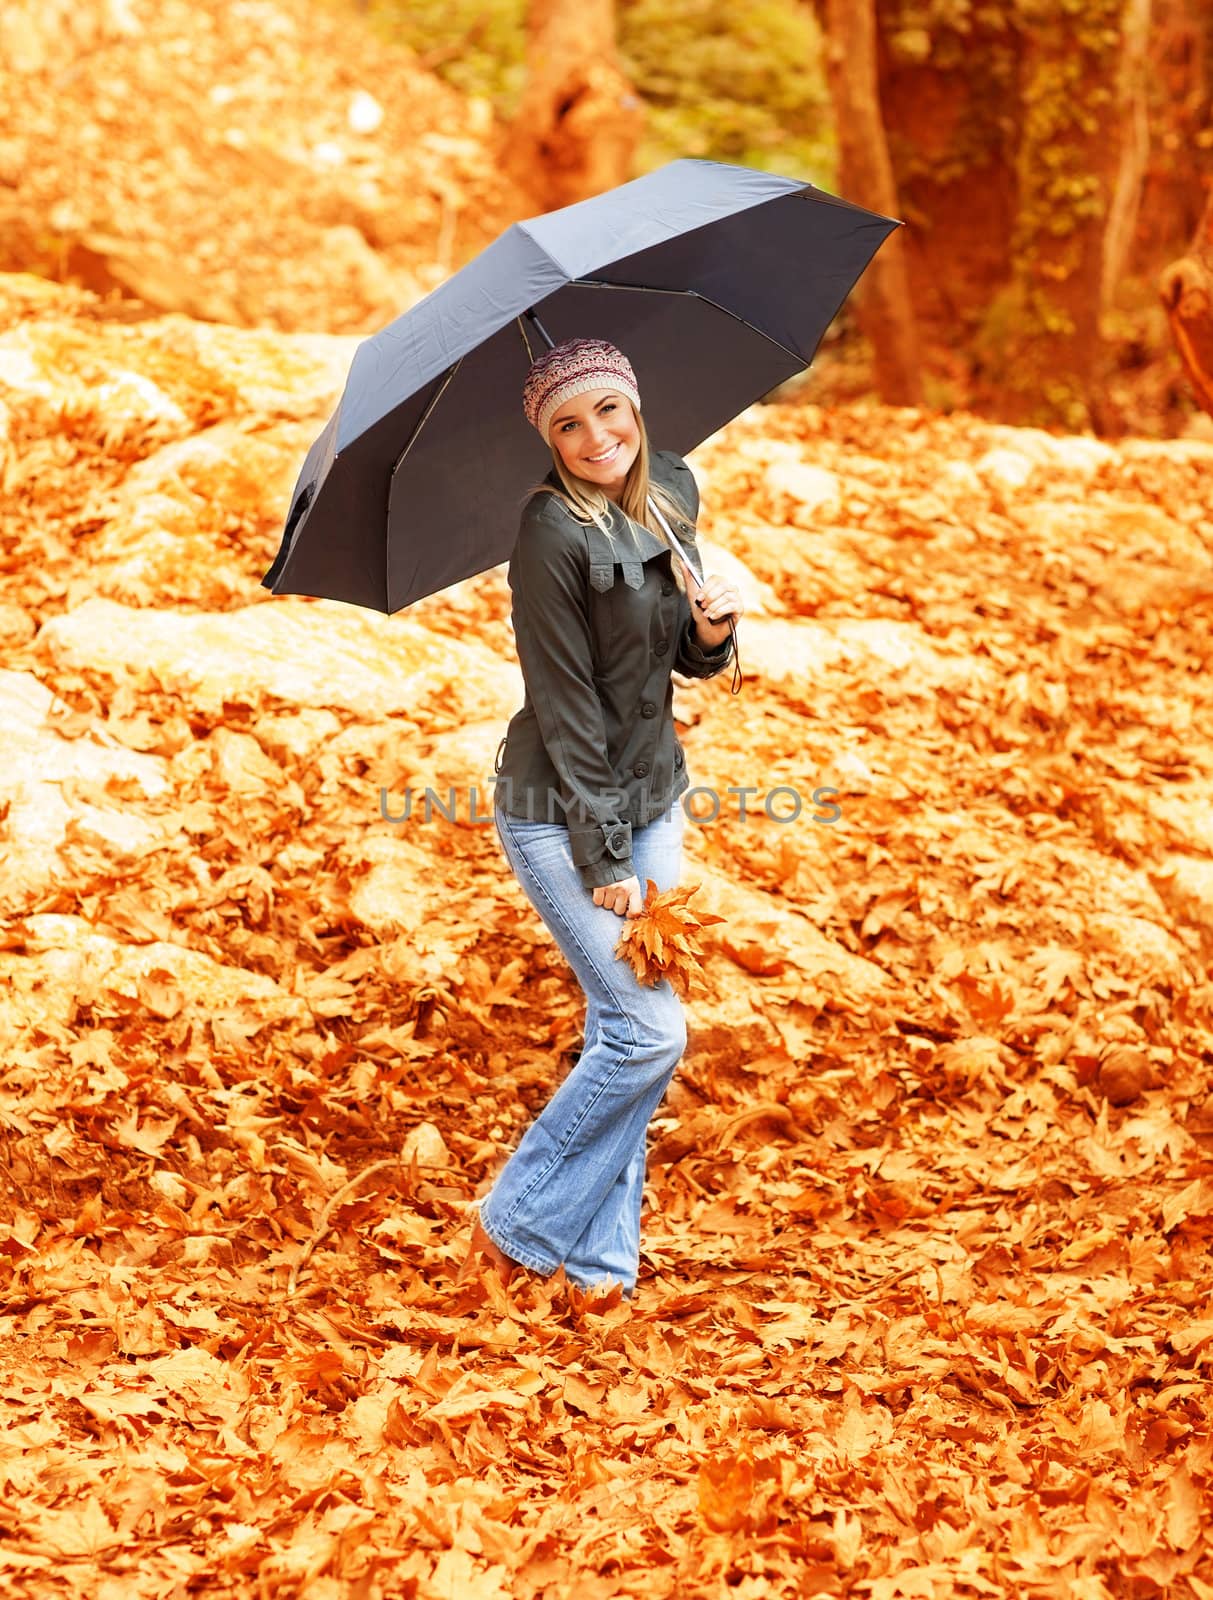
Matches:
[996,1,1128,430]
[1101,0,1152,312]
[1160,186,1213,417]
[821,0,921,405]
[872,4,1020,358]
[502,0,644,211]
[1131,0,1213,281]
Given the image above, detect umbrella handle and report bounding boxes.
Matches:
[647,494,742,696]
[685,576,743,697]
[725,615,742,696]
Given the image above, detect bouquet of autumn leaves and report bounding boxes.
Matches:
[612,880,725,997]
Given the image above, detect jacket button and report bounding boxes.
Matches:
[661,582,673,597]
[641,701,656,718]
[633,761,649,778]
[654,639,668,656]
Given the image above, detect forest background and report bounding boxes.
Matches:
[5,0,1213,437]
[2,1,1213,1597]
[354,0,1213,437]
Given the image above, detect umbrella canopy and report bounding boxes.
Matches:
[262,158,900,614]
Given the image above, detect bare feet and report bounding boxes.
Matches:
[459,1214,518,1287]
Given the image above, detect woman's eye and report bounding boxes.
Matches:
[562,404,615,433]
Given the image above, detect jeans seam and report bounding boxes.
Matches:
[490,800,683,1280]
[477,1205,558,1277]
[496,807,640,1054]
[494,805,674,1248]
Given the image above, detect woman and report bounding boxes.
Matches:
[465,337,743,1297]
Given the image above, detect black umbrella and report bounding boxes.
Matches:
[261,158,900,614]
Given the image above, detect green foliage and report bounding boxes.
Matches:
[362,0,528,110]
[358,0,834,185]
[618,0,833,181]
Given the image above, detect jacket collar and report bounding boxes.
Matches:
[538,450,701,591]
[540,449,693,572]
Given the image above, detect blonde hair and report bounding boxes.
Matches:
[519,403,690,595]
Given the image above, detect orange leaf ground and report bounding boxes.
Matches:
[1,271,1212,1598]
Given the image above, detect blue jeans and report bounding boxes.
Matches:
[482,796,687,1294]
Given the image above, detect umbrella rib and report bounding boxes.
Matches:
[570,279,807,367]
[387,358,460,611]
[392,360,461,476]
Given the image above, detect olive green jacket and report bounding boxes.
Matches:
[494,449,734,889]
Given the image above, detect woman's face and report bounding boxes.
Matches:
[548,388,640,501]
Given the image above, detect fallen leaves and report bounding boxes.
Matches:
[2,267,1213,1600]
[613,879,725,996]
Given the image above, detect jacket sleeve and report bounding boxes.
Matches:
[508,502,637,890]
[675,614,734,679]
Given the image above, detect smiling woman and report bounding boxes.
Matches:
[460,335,744,1301]
[515,338,697,600]
[549,389,641,497]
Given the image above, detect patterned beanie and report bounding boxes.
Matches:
[522,337,641,441]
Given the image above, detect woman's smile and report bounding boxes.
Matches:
[549,387,641,500]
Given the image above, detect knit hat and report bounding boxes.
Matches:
[522,337,641,441]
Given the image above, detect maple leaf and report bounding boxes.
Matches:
[612,879,726,998]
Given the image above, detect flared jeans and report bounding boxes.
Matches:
[480,796,687,1294]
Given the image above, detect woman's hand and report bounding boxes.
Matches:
[680,560,743,651]
[592,875,644,918]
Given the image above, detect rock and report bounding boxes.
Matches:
[254,709,343,762]
[730,616,992,695]
[0,914,307,1043]
[150,1171,190,1207]
[0,327,186,427]
[831,750,877,795]
[403,720,516,802]
[694,539,781,618]
[0,668,171,908]
[680,860,890,997]
[401,1121,449,1168]
[975,448,1036,490]
[984,426,1116,476]
[317,224,413,322]
[38,596,522,722]
[940,461,983,494]
[208,728,284,797]
[98,424,295,519]
[1085,912,1189,979]
[1097,1047,1156,1106]
[1139,787,1213,859]
[764,461,842,518]
[1047,437,1117,475]
[345,831,477,940]
[1152,854,1213,936]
